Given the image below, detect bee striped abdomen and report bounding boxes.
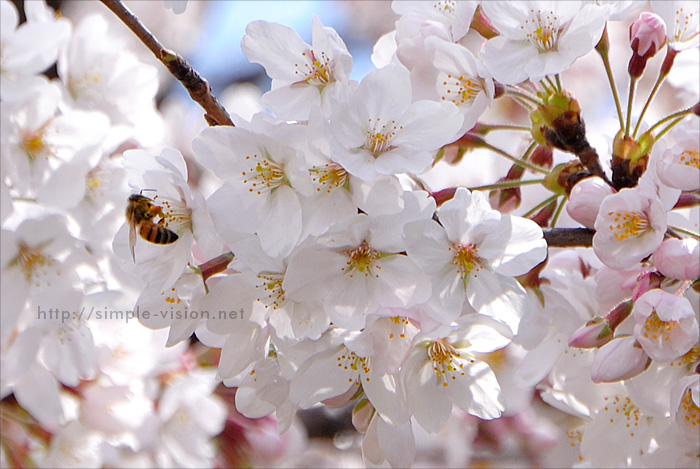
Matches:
[139,223,179,245]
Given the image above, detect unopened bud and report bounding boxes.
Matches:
[529,199,557,227]
[530,145,553,169]
[569,316,613,349]
[591,336,650,383]
[628,13,667,77]
[652,238,700,280]
[566,176,615,229]
[543,161,588,196]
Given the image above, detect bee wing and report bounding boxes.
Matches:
[129,221,137,263]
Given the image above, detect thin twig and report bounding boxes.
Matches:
[543,228,594,247]
[99,0,234,127]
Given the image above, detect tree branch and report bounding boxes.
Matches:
[99,0,235,127]
[543,228,594,247]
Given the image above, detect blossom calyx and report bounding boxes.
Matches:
[628,12,667,78]
[611,130,655,189]
[530,91,588,155]
[543,161,588,196]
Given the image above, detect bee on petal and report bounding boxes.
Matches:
[126,192,179,262]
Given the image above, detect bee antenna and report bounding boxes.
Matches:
[140,188,157,195]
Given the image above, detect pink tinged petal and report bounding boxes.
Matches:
[652,237,700,280]
[358,64,411,121]
[451,315,513,353]
[467,269,528,334]
[393,100,463,150]
[289,347,357,408]
[217,326,263,381]
[557,4,607,57]
[403,351,453,433]
[486,215,547,276]
[404,219,453,272]
[480,36,539,84]
[375,417,416,469]
[257,185,302,258]
[591,336,650,383]
[36,161,90,210]
[241,20,312,83]
[13,363,63,431]
[0,0,19,37]
[375,255,431,308]
[325,273,376,330]
[373,146,434,177]
[566,176,614,229]
[3,327,43,384]
[283,248,347,302]
[362,372,410,425]
[514,332,569,387]
[260,84,321,121]
[0,267,29,341]
[447,359,504,420]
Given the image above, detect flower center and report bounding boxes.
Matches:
[241,153,286,195]
[343,242,380,278]
[642,310,677,342]
[440,74,484,107]
[607,210,651,241]
[365,118,401,156]
[450,243,483,281]
[10,244,57,284]
[21,126,51,163]
[680,388,699,428]
[428,339,473,387]
[336,349,371,384]
[148,194,191,234]
[310,163,348,194]
[670,7,698,44]
[296,50,332,86]
[432,0,457,15]
[521,9,561,52]
[679,149,699,169]
[256,272,286,310]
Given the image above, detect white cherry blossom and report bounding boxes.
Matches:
[328,64,463,181]
[480,1,606,84]
[241,16,352,120]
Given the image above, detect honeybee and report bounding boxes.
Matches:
[126,192,179,262]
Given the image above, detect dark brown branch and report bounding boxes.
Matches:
[99,0,234,127]
[543,228,594,247]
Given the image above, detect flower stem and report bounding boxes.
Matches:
[654,116,685,140]
[632,69,667,138]
[668,225,700,240]
[504,88,541,107]
[625,76,639,137]
[596,29,625,130]
[469,179,545,192]
[648,105,695,135]
[550,195,567,227]
[524,194,558,218]
[99,0,234,127]
[480,141,550,174]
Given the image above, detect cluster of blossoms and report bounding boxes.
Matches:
[1,0,698,467]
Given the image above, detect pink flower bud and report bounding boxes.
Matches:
[628,12,667,77]
[591,336,650,383]
[630,12,667,58]
[569,316,613,349]
[652,238,700,280]
[566,176,614,229]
